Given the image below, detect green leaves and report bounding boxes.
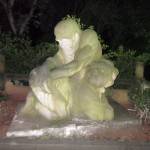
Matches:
[104,46,136,79]
[0,92,9,101]
[104,45,150,79]
[136,53,150,64]
[0,28,58,73]
[129,84,150,120]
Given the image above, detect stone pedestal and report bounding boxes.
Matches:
[7,101,142,139]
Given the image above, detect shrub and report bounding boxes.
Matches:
[104,45,150,79]
[104,46,136,79]
[129,81,150,120]
[0,27,58,73]
[136,53,150,64]
[0,16,109,74]
[0,92,9,101]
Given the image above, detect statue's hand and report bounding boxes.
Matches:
[48,68,65,80]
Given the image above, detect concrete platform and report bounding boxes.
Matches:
[6,100,142,139]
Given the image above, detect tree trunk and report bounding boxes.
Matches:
[0,0,38,37]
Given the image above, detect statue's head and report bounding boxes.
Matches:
[79,29,99,49]
[54,18,81,40]
[85,59,119,88]
[54,18,81,57]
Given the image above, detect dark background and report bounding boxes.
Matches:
[0,0,149,79]
[0,0,150,53]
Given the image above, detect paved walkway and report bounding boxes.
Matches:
[0,138,150,150]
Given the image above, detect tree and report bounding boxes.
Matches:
[78,0,150,52]
[0,0,38,37]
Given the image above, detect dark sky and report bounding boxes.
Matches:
[0,0,150,51]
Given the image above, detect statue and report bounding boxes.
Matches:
[20,18,119,121]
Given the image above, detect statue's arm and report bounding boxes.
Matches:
[43,52,61,71]
[49,45,94,79]
[44,58,56,71]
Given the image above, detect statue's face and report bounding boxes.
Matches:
[87,69,117,88]
[56,33,80,57]
[86,62,118,88]
[56,38,75,56]
[57,39,72,50]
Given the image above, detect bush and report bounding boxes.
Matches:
[0,27,58,73]
[33,42,58,66]
[0,92,9,101]
[104,46,136,79]
[104,45,150,79]
[129,81,150,120]
[136,53,150,64]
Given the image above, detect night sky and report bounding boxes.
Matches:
[0,0,149,78]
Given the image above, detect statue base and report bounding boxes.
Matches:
[7,101,142,139]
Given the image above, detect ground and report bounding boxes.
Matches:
[0,98,150,141]
[0,99,22,138]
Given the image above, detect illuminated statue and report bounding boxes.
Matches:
[20,18,119,121]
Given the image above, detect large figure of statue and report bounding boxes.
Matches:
[20,18,119,121]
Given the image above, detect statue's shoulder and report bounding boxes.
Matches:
[81,29,97,39]
[80,29,99,49]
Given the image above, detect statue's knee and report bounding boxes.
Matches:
[35,102,53,120]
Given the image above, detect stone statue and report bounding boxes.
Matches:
[20,18,119,121]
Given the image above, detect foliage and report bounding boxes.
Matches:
[0,0,150,53]
[0,27,58,73]
[129,81,150,120]
[104,46,136,79]
[136,53,150,64]
[0,92,9,101]
[33,42,58,66]
[104,45,150,79]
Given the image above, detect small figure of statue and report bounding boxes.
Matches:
[20,18,119,121]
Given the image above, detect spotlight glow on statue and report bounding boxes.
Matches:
[20,18,119,121]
